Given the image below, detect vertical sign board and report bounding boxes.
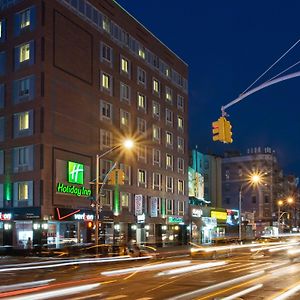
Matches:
[150,197,158,217]
[135,194,143,215]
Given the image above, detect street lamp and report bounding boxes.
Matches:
[277,197,294,233]
[94,138,134,255]
[239,173,262,242]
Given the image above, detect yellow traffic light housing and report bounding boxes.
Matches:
[108,171,116,185]
[212,116,233,144]
[108,169,126,185]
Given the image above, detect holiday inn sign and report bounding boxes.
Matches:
[56,160,92,197]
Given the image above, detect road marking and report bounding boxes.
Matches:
[105,296,127,300]
[72,292,104,300]
[213,263,252,273]
[136,298,153,300]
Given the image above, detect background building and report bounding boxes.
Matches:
[0,0,188,248]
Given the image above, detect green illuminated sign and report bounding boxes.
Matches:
[168,216,184,224]
[57,183,91,197]
[68,161,84,184]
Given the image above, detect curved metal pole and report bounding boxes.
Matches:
[222,71,300,114]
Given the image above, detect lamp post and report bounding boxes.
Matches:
[239,173,261,243]
[94,139,134,255]
[277,197,294,234]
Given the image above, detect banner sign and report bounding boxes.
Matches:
[150,197,158,217]
[135,194,143,215]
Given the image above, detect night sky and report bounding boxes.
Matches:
[116,0,300,175]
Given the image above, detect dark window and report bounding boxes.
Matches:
[264,195,269,203]
[0,51,6,76]
[226,197,230,205]
[225,183,230,191]
[0,84,5,108]
[252,196,256,204]
[13,75,35,104]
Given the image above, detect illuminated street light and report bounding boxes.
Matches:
[94,139,135,255]
[277,197,294,233]
[239,172,262,242]
[287,197,294,204]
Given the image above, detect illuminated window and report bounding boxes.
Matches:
[166,132,173,147]
[18,77,30,97]
[120,109,130,127]
[166,154,173,170]
[152,101,160,118]
[138,93,146,110]
[20,9,30,29]
[121,57,129,74]
[138,169,146,186]
[178,116,183,130]
[121,192,130,208]
[18,182,28,200]
[152,125,160,142]
[137,118,146,135]
[0,21,2,39]
[101,72,111,92]
[166,109,173,125]
[153,78,160,95]
[19,43,30,62]
[178,180,184,194]
[165,86,172,102]
[166,177,174,193]
[138,47,145,59]
[153,149,161,166]
[102,16,110,33]
[18,111,29,130]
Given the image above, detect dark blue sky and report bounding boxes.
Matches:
[117,0,300,175]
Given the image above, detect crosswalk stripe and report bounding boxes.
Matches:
[106,295,127,300]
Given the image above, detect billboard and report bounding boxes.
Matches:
[188,167,204,200]
[226,209,240,225]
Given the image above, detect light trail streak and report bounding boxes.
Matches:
[167,271,264,300]
[157,261,226,276]
[5,283,101,300]
[250,242,298,252]
[0,279,55,292]
[230,262,270,273]
[272,284,300,300]
[0,256,152,273]
[101,260,191,276]
[221,283,263,300]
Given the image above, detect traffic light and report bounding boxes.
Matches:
[212,116,233,144]
[212,117,225,142]
[108,171,116,185]
[107,169,126,185]
[87,221,93,229]
[116,169,125,185]
[224,118,233,143]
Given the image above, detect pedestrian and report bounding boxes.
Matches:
[26,237,32,250]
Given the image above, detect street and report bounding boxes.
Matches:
[1,244,300,299]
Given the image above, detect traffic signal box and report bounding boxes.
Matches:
[108,169,125,185]
[212,116,233,144]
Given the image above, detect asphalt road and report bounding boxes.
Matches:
[1,247,300,299]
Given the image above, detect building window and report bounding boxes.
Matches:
[178,116,183,130]
[178,137,184,153]
[13,75,35,104]
[138,146,147,162]
[153,78,160,96]
[19,43,30,62]
[0,19,6,42]
[0,150,4,175]
[101,72,112,93]
[0,117,5,142]
[225,168,230,180]
[137,93,146,111]
[100,189,112,207]
[20,9,30,29]
[100,129,112,150]
[13,110,33,138]
[101,43,112,63]
[13,181,33,207]
[138,169,146,186]
[152,101,160,119]
[13,145,34,173]
[121,192,130,208]
[120,82,130,103]
[166,109,173,126]
[177,95,184,110]
[138,47,145,59]
[121,56,130,74]
[153,173,162,190]
[120,163,131,185]
[252,196,256,204]
[166,199,173,215]
[166,131,173,148]
[100,100,112,121]
[152,125,161,143]
[0,84,4,108]
[238,167,243,177]
[166,154,173,170]
[165,86,173,103]
[178,180,184,195]
[137,67,146,86]
[178,158,184,174]
[225,183,230,191]
[102,15,111,33]
[137,118,146,136]
[120,109,130,128]
[178,201,184,216]
[264,195,269,203]
[153,149,161,166]
[226,197,230,205]
[15,41,34,69]
[100,159,113,181]
[0,51,6,76]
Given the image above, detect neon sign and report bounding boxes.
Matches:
[0,212,12,221]
[68,161,84,184]
[56,183,91,197]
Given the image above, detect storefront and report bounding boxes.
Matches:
[190,207,203,245]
